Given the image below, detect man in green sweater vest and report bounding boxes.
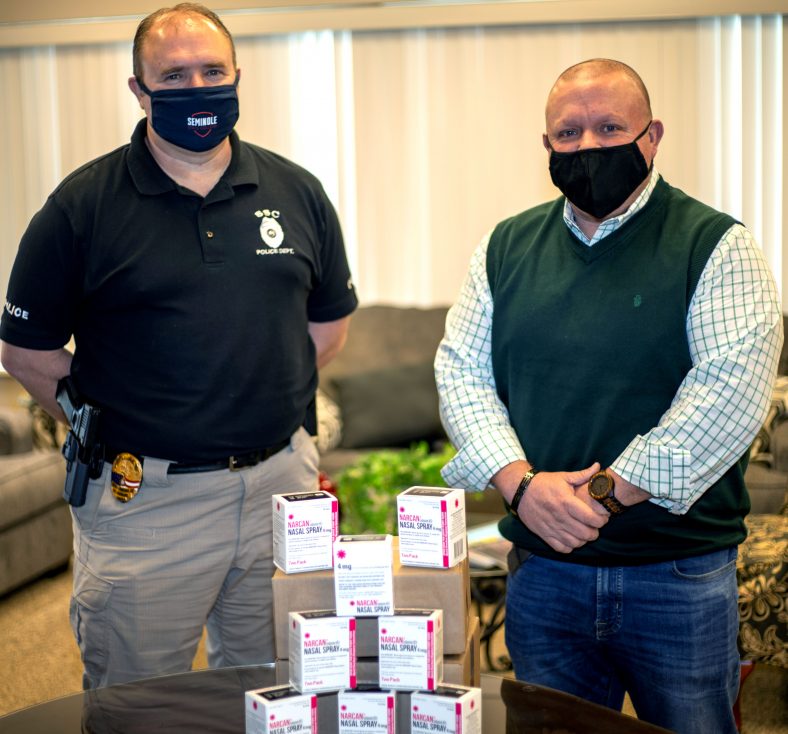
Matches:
[435,58,782,734]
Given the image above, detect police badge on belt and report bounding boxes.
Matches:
[110,453,143,502]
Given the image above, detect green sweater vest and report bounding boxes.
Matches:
[489,178,747,565]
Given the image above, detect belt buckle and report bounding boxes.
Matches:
[229,454,258,471]
[230,449,268,471]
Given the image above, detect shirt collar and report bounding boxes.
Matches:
[126,119,258,195]
[563,168,660,246]
[224,131,259,187]
[126,119,174,195]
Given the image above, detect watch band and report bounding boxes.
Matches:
[599,494,626,514]
[509,469,539,516]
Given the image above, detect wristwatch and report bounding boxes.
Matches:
[509,469,539,516]
[588,470,626,514]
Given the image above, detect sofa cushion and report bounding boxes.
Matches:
[744,463,788,515]
[0,451,67,531]
[332,362,444,449]
[770,419,788,473]
[0,408,34,455]
[319,305,449,403]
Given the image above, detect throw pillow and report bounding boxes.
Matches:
[331,362,444,449]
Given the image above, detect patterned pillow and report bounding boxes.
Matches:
[315,388,343,453]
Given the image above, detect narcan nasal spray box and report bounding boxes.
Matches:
[289,610,357,693]
[397,487,467,568]
[273,490,338,574]
[245,684,318,734]
[337,687,397,734]
[378,609,443,691]
[334,534,394,617]
[410,684,482,734]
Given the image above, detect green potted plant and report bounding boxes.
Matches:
[334,442,456,535]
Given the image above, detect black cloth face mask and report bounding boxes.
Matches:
[136,76,240,152]
[548,121,652,219]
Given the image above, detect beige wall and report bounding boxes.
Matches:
[1,0,785,24]
[2,1,787,47]
[0,0,370,24]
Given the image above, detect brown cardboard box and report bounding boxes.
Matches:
[272,537,471,658]
[451,613,481,687]
[274,616,481,690]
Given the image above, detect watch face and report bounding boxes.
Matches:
[588,472,613,500]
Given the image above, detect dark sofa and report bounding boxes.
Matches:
[317,304,450,478]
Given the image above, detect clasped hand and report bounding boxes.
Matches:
[515,462,609,554]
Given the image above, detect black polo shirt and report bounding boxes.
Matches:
[1,120,358,461]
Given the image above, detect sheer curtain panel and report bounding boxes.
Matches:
[0,14,784,310]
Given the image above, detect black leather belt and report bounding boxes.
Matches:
[104,438,290,475]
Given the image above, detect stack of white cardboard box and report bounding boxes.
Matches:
[245,486,482,734]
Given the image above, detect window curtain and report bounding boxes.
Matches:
[1,14,784,309]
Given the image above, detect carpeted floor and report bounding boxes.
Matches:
[0,562,209,716]
[1,563,787,733]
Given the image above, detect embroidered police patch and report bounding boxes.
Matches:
[260,216,284,248]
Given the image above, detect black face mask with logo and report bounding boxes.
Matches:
[137,76,240,153]
[547,121,652,219]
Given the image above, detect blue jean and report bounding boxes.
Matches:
[504,547,740,734]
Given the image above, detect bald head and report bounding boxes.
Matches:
[546,59,651,123]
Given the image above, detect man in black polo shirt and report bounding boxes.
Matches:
[0,3,357,688]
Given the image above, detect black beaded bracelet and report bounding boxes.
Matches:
[509,469,539,516]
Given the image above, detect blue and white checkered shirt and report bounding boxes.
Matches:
[435,171,783,514]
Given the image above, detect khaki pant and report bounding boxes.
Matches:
[69,427,319,689]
